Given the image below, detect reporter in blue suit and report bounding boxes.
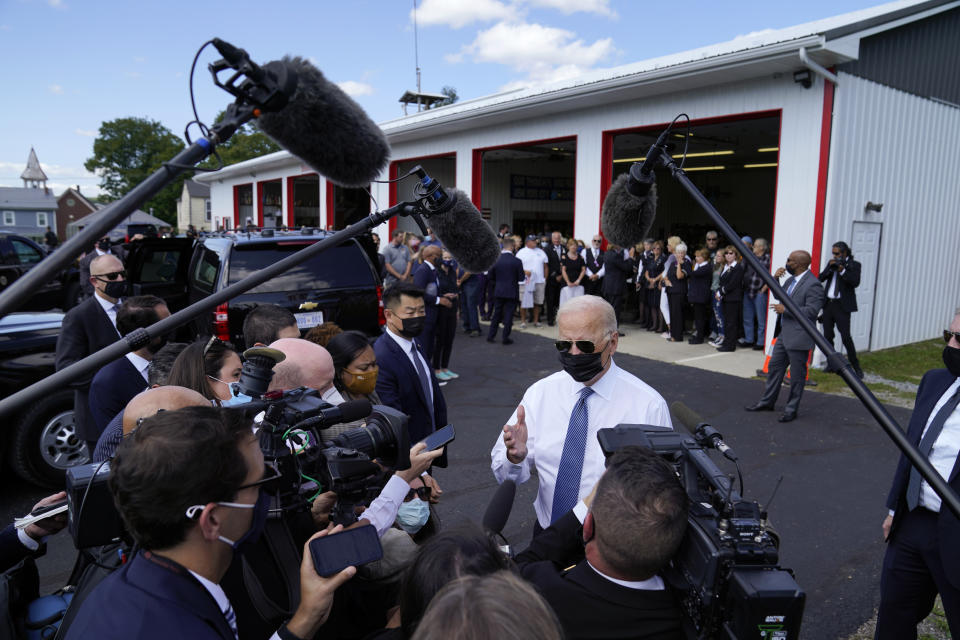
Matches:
[64,407,357,640]
[875,312,960,639]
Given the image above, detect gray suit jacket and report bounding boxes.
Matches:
[779,270,824,351]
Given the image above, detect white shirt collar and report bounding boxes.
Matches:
[93,290,119,313]
[567,357,618,402]
[424,260,436,271]
[125,352,151,381]
[586,561,664,590]
[793,269,810,284]
[188,569,233,614]
[385,325,415,352]
[501,249,513,254]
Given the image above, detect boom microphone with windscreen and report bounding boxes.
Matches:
[600,171,658,248]
[257,56,390,188]
[423,187,501,273]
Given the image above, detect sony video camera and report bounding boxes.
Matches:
[598,424,805,640]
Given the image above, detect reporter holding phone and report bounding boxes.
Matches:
[64,406,359,640]
[1,491,67,574]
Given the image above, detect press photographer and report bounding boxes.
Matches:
[64,406,357,640]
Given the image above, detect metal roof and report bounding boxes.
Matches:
[184,179,210,198]
[0,187,57,210]
[19,148,47,182]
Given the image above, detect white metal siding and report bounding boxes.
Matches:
[823,72,960,351]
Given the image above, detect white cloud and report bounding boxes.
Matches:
[47,0,66,8]
[0,25,11,31]
[521,0,616,17]
[0,161,99,194]
[133,56,146,63]
[124,71,141,79]
[449,21,615,85]
[414,0,517,29]
[74,129,97,137]
[337,80,374,97]
[47,84,63,94]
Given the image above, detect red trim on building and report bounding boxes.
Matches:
[599,131,615,249]
[325,181,334,230]
[285,177,294,228]
[810,78,835,277]
[232,184,241,229]
[471,149,484,210]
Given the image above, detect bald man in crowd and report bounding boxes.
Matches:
[412,244,454,363]
[93,386,210,461]
[745,250,824,423]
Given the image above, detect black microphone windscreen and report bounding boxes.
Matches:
[670,401,703,435]
[482,479,517,535]
[337,399,373,423]
[427,189,501,273]
[257,56,390,188]
[601,173,657,248]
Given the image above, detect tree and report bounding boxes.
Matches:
[84,118,186,225]
[200,112,281,168]
[436,86,459,108]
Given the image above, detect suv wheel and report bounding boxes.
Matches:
[8,388,90,487]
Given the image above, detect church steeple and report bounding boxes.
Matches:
[20,147,48,190]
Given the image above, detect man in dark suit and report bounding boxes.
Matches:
[412,245,454,364]
[65,406,356,640]
[56,253,126,451]
[88,295,170,435]
[745,250,824,422]
[875,313,960,639]
[583,235,605,297]
[486,237,525,345]
[78,237,122,297]
[375,282,449,467]
[602,243,635,336]
[545,231,565,326]
[818,241,863,378]
[515,445,685,640]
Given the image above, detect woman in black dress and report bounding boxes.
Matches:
[560,238,585,305]
[716,245,745,352]
[643,241,667,332]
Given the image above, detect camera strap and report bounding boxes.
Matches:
[241,519,302,623]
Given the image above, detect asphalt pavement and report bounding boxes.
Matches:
[0,326,913,639]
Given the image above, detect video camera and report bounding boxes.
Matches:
[65,346,411,548]
[598,424,805,640]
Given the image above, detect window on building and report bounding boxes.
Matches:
[37,212,48,227]
[205,199,211,222]
[2,211,14,226]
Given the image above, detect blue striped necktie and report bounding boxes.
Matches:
[551,387,594,523]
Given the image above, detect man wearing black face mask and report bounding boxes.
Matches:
[875,311,960,639]
[491,295,672,536]
[88,295,171,436]
[374,283,449,465]
[78,236,120,298]
[56,253,129,452]
[65,406,357,640]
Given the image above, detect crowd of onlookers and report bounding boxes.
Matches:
[376,224,773,358]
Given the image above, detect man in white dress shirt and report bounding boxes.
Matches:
[491,295,673,534]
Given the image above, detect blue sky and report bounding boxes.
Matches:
[0,0,889,197]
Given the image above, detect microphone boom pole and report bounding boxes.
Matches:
[649,149,960,521]
[0,202,419,420]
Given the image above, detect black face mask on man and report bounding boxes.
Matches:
[396,315,426,339]
[100,280,127,299]
[943,345,960,377]
[558,341,610,383]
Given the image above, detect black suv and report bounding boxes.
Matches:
[0,233,82,311]
[0,312,88,487]
[124,231,384,346]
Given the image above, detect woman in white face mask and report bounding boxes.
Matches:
[166,336,243,405]
[396,477,432,537]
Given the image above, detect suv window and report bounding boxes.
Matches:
[227,242,372,294]
[138,247,186,283]
[10,239,42,266]
[193,247,220,292]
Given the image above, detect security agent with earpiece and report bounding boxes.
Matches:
[64,406,358,640]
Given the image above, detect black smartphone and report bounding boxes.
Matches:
[29,498,68,519]
[309,524,383,577]
[421,424,455,452]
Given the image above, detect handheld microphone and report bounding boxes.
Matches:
[670,401,738,461]
[600,172,658,248]
[256,56,390,188]
[418,177,501,273]
[482,479,517,535]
